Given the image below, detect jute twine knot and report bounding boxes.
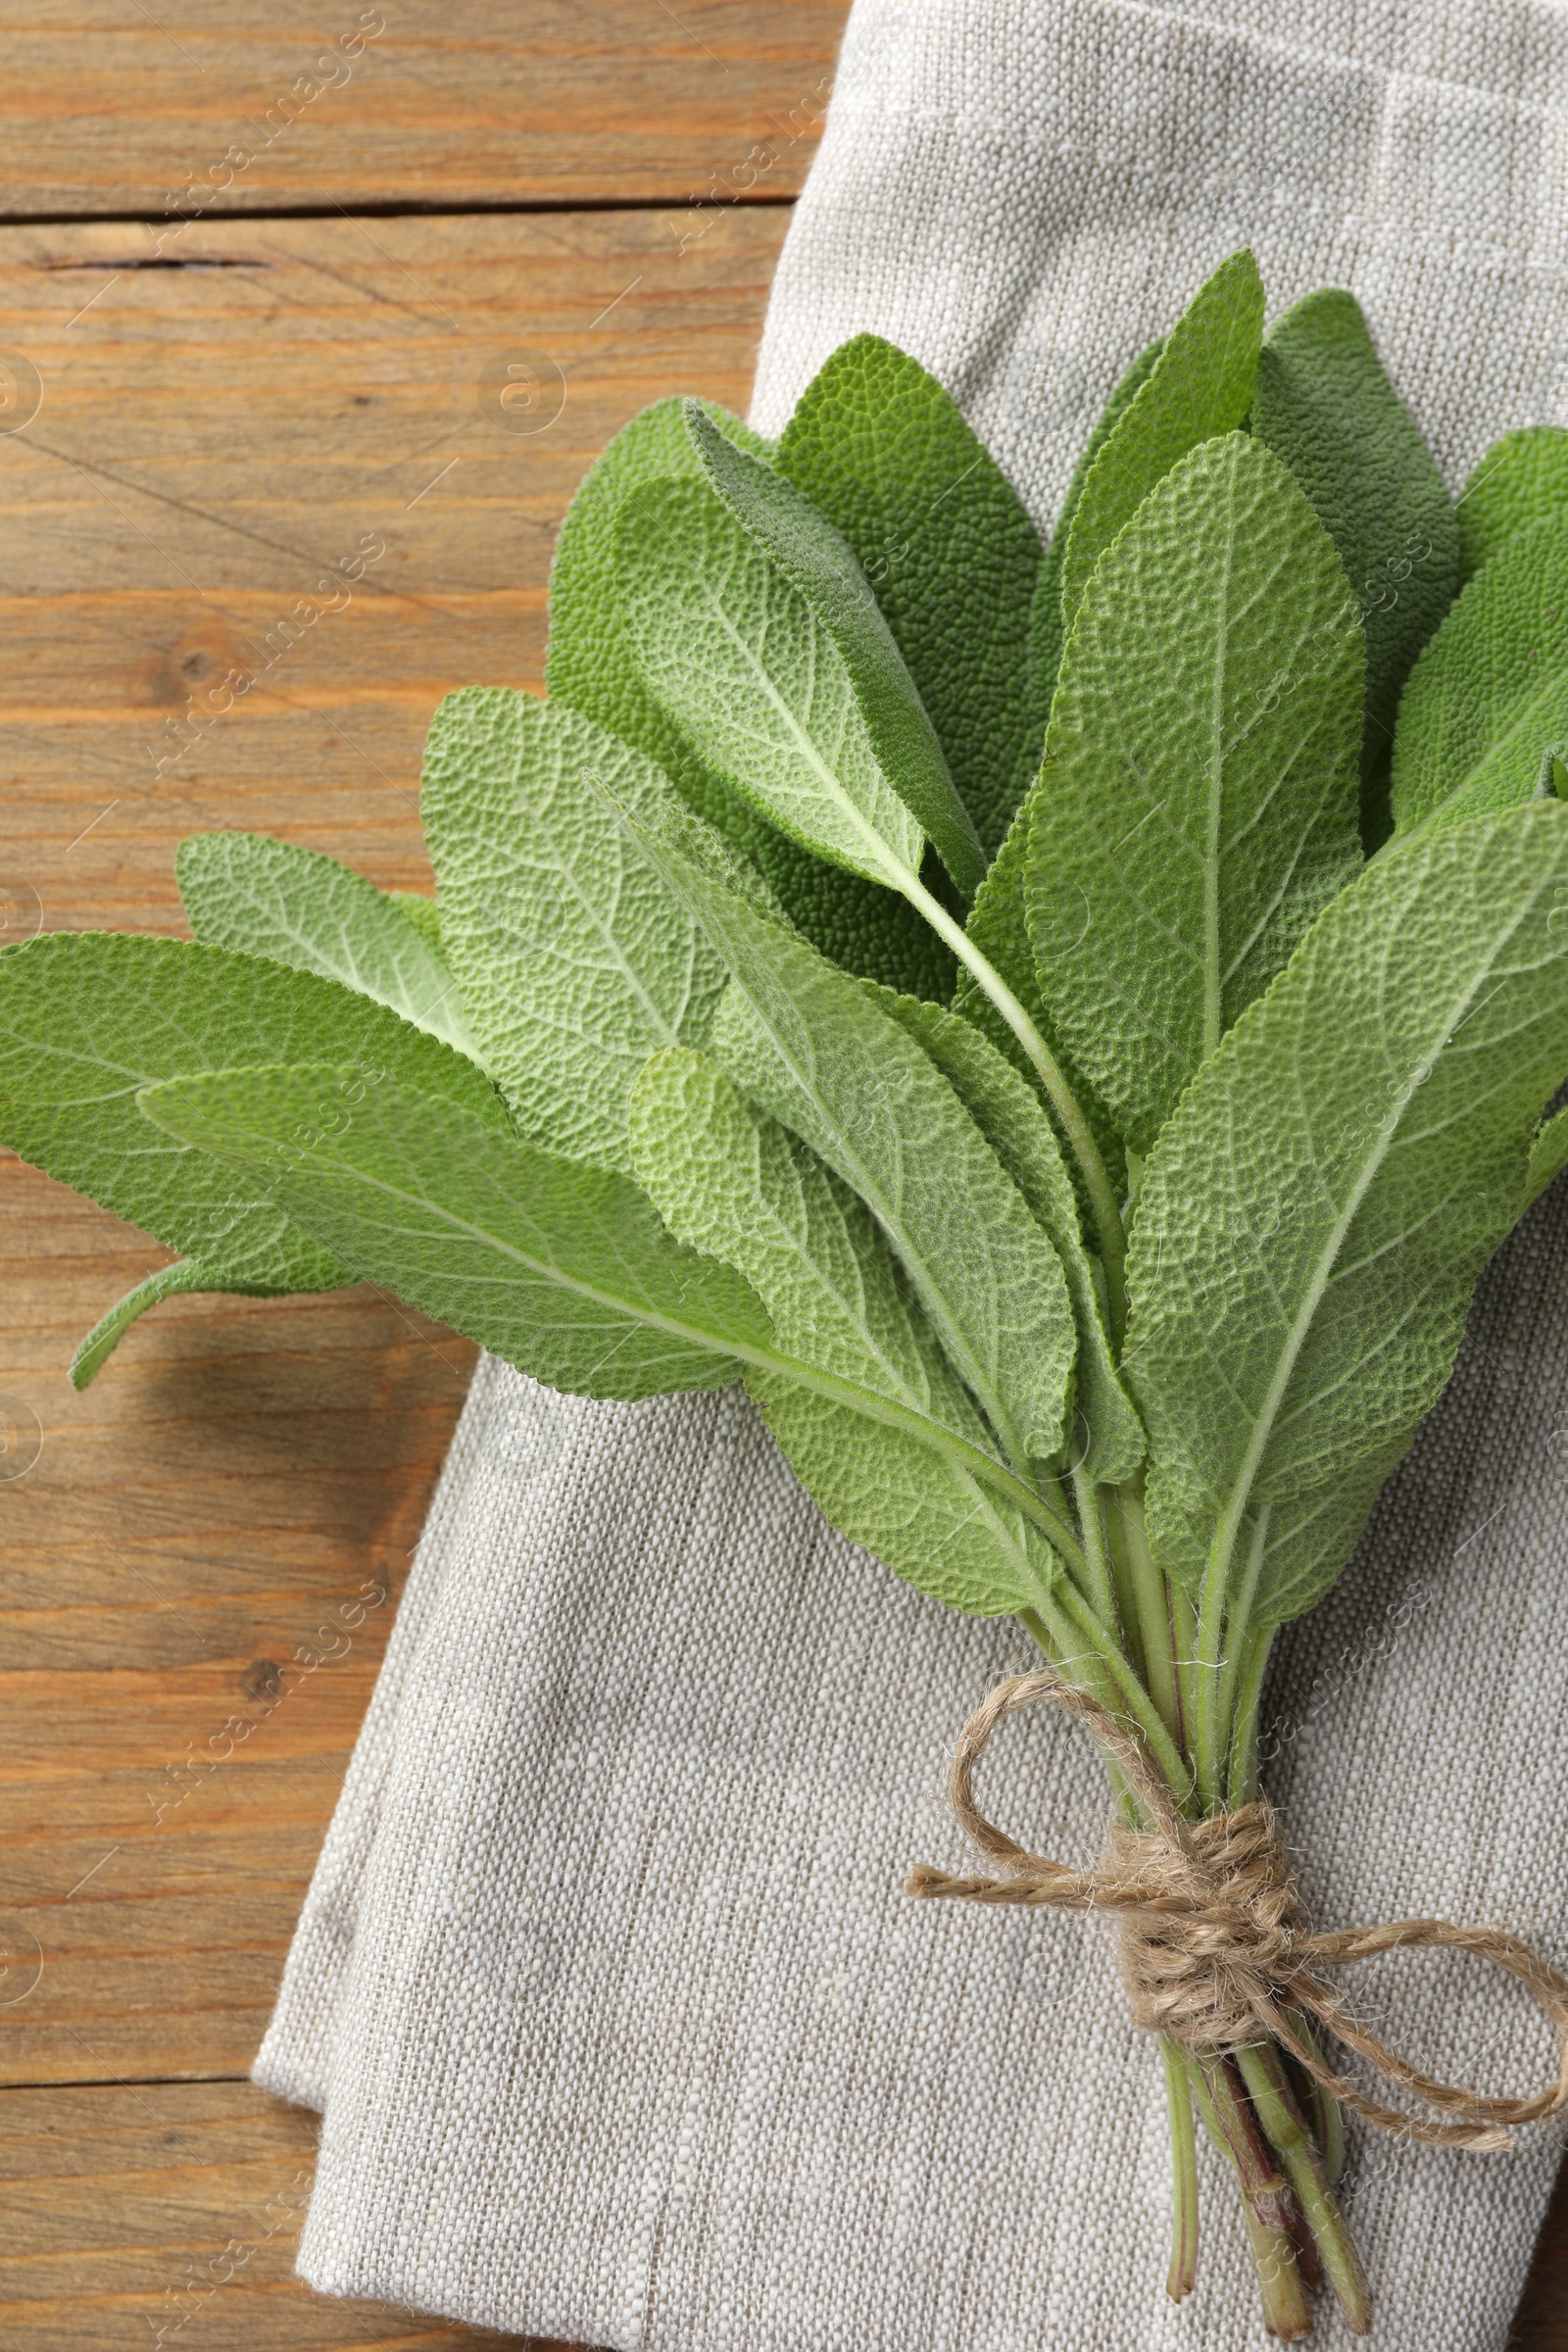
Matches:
[906,1671,1568,2152]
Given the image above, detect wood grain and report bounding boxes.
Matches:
[0,204,782,2347]
[1,1157,478,2083]
[0,209,787,935]
[1518,2187,1568,2350]
[0,3,848,216]
[0,2080,564,2348]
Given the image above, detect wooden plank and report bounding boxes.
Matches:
[0,1155,477,2083]
[0,203,784,2347]
[0,208,788,935]
[0,2,848,216]
[0,2079,566,2348]
[1519,2171,1568,2350]
[0,206,783,2074]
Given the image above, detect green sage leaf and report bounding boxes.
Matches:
[606,802,1079,1470]
[1250,1445,1414,1628]
[421,688,745,1172]
[702,964,1077,1469]
[1458,426,1568,582]
[1390,513,1568,833]
[705,988,1071,1477]
[0,934,507,1350]
[1125,802,1568,1620]
[1030,432,1364,1153]
[176,830,481,1061]
[863,988,1144,1483]
[546,394,769,830]
[139,1063,765,1399]
[958,343,1165,1195]
[775,332,1042,855]
[951,802,1127,1217]
[388,891,444,951]
[69,1255,295,1391]
[1140,1441,1411,1634]
[141,1058,1067,1619]
[1250,287,1459,812]
[685,402,986,895]
[1017,336,1163,787]
[548,392,951,998]
[615,474,929,890]
[628,1047,1060,1614]
[1060,250,1263,627]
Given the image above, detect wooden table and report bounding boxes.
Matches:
[0,9,1562,2346]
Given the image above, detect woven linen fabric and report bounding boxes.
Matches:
[255,4,1568,2344]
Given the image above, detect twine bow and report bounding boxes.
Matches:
[906,1671,1568,2151]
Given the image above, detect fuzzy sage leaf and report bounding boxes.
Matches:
[1250,286,1458,830]
[1029,431,1365,1154]
[614,419,1128,1267]
[1391,514,1568,833]
[629,1048,1067,1613]
[68,1254,301,1391]
[775,333,1043,855]
[1458,426,1568,583]
[141,1057,1074,1609]
[1016,335,1162,789]
[615,473,931,896]
[176,830,482,1062]
[553,394,953,997]
[546,392,770,838]
[684,401,987,896]
[1125,801,1568,1625]
[0,932,508,1374]
[138,1063,767,1399]
[602,795,1079,1472]
[863,986,1144,1485]
[1061,249,1263,627]
[420,688,749,1173]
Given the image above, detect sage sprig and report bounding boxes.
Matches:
[8,249,1568,2337]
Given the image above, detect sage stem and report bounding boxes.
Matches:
[1017,1606,1134,1749]
[1021,1584,1190,1804]
[1053,1578,1191,1799]
[1195,1505,1269,1807]
[1161,2038,1200,2302]
[900,869,1129,1336]
[1226,1622,1275,1808]
[1069,1464,1119,1631]
[1170,1581,1200,1765]
[1191,2056,1312,2340]
[1237,2042,1371,2336]
[1107,1515,1149,1686]
[1210,1518,1269,1788]
[1110,1478,1184,1757]
[1283,2010,1348,2187]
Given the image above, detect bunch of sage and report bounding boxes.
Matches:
[8,249,1568,2337]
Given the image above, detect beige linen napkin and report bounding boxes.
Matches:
[256,5,1568,2343]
